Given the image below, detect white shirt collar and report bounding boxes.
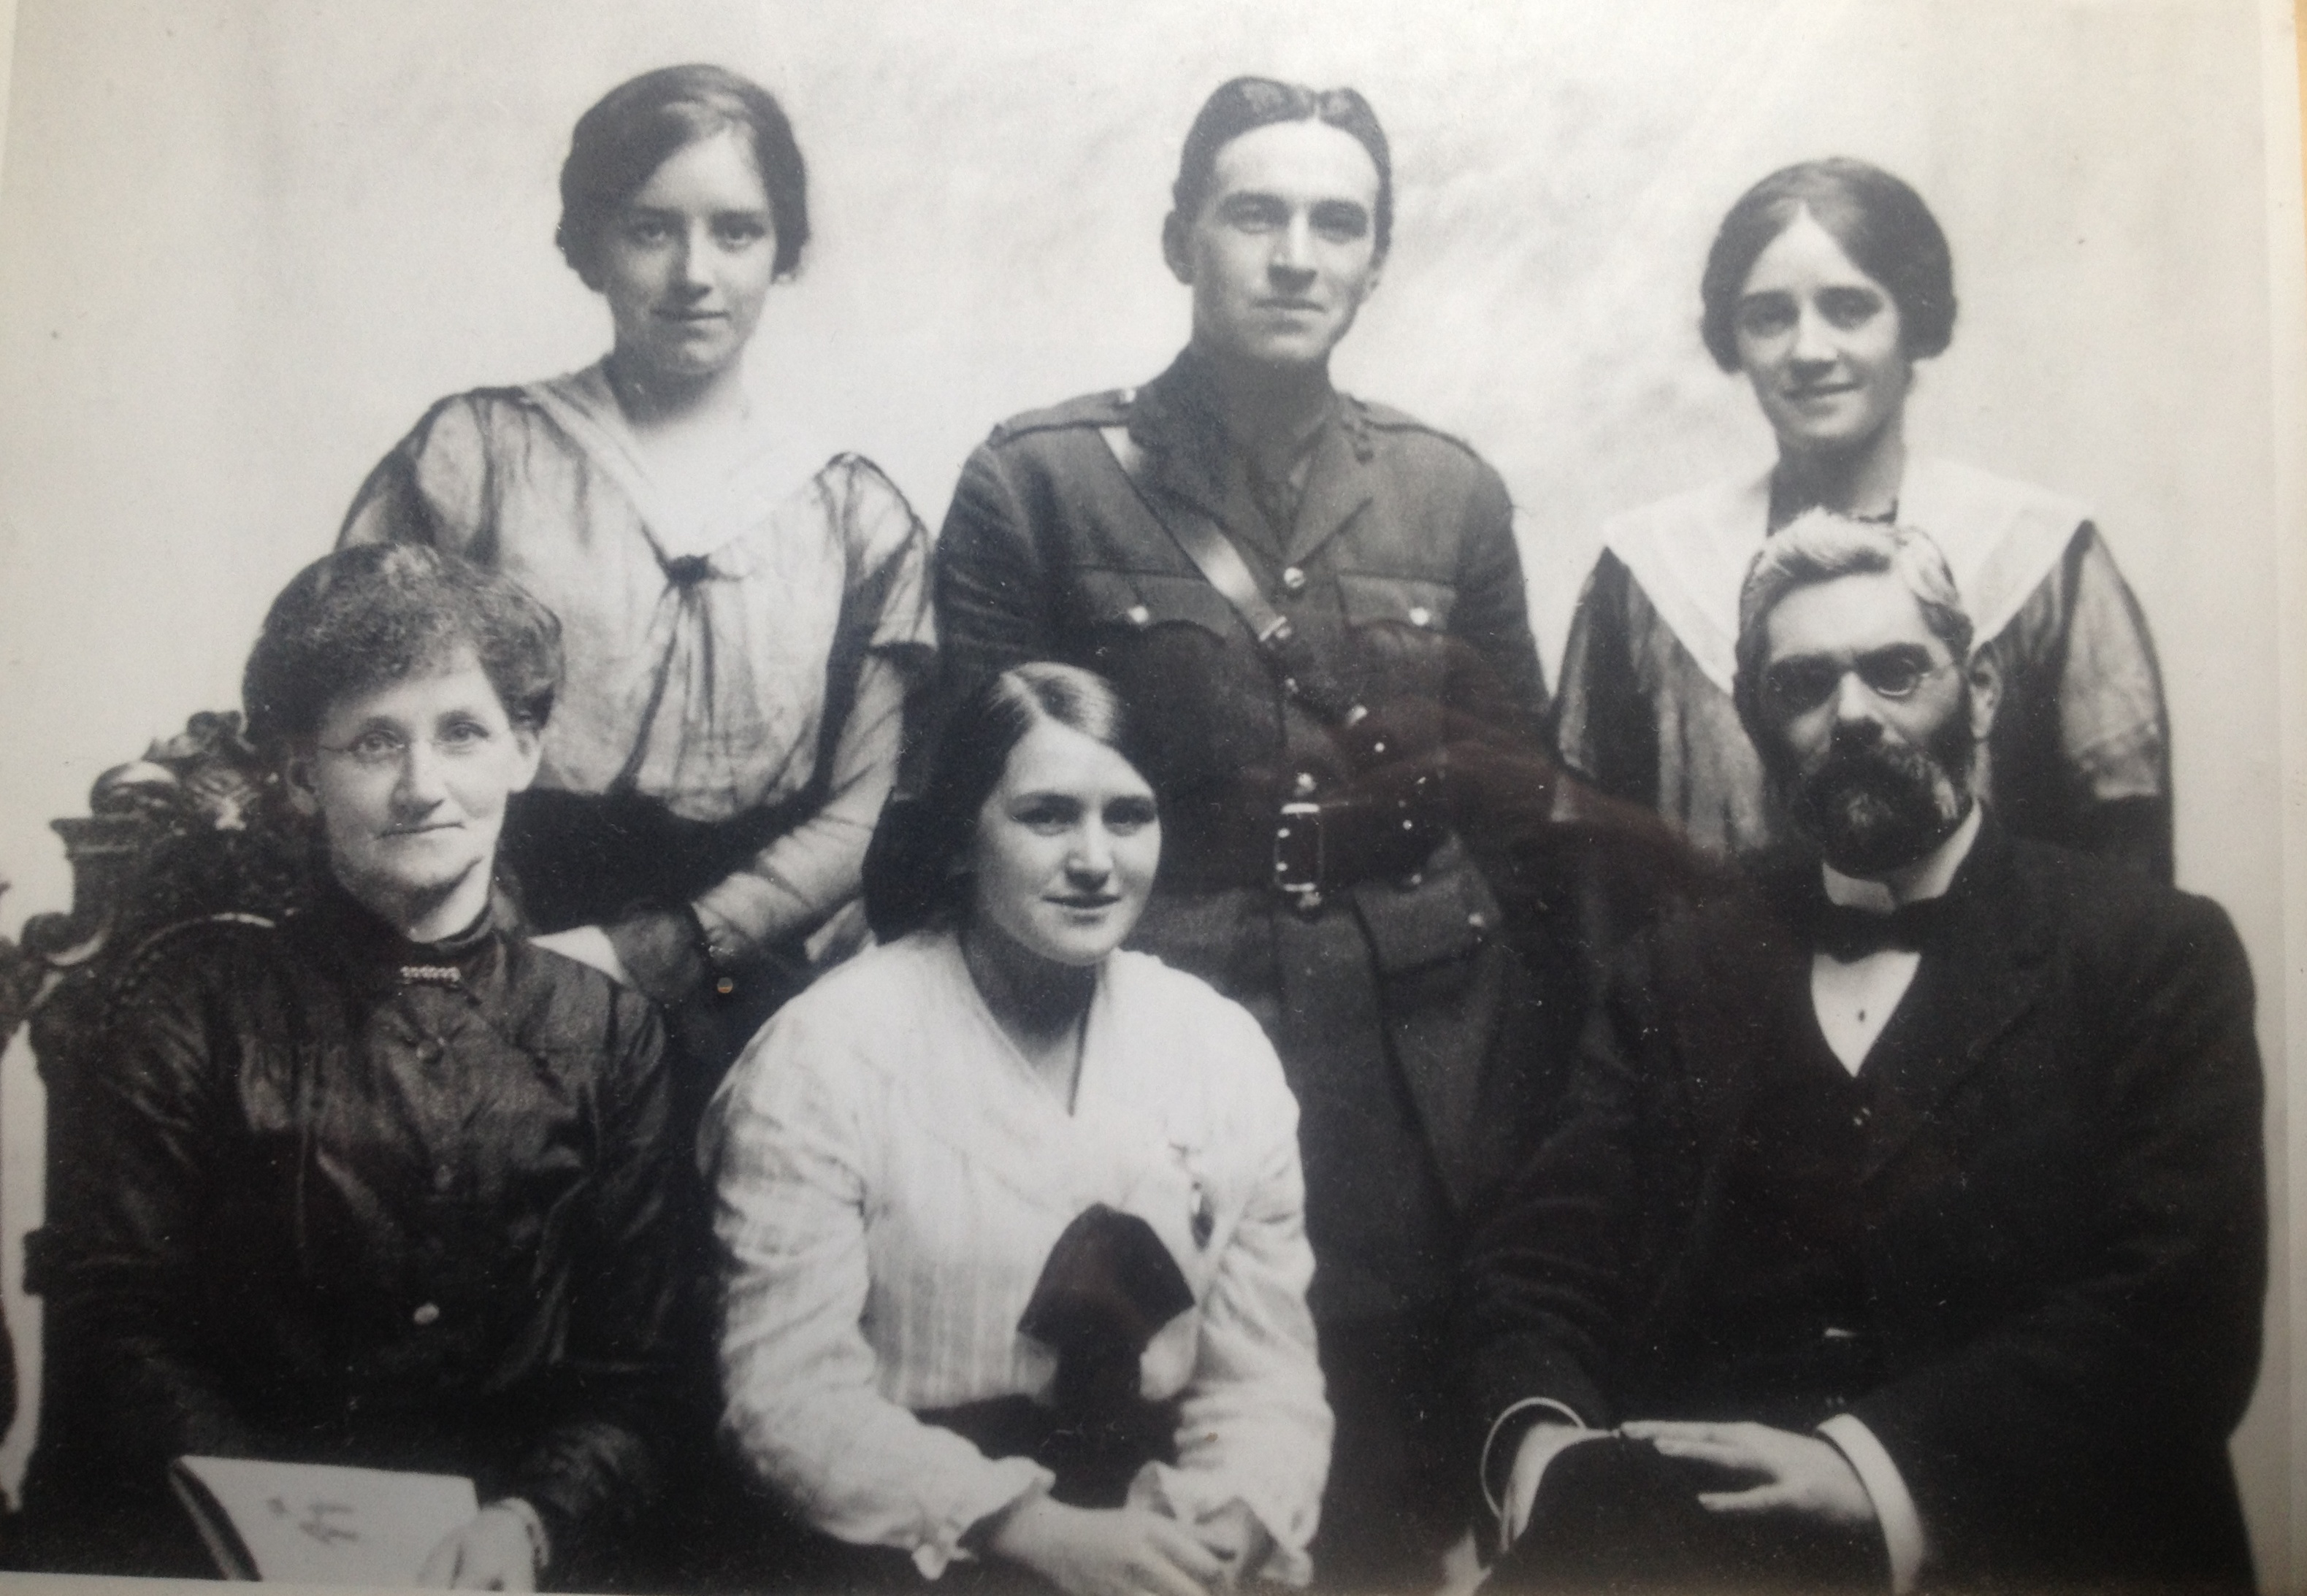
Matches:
[1821,802,1983,913]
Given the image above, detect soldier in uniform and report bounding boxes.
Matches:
[933,77,1555,1589]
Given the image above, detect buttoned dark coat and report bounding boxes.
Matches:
[1460,823,2265,1589]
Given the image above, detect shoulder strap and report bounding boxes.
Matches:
[1099,426,1366,726]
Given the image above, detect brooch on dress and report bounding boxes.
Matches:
[1167,1140,1215,1248]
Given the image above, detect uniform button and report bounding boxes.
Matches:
[433,1165,454,1192]
[413,1302,441,1327]
[1398,871,1424,891]
[1292,772,1318,797]
[1467,911,1489,930]
[1126,605,1151,628]
[1408,605,1433,627]
[1281,566,1307,593]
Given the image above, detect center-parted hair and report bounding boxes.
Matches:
[1171,77,1393,257]
[556,63,810,285]
[242,543,563,755]
[1731,510,1973,735]
[1699,157,1956,372]
[864,664,1155,942]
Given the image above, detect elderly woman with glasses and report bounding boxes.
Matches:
[26,545,686,1590]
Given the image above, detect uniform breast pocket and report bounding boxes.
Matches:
[1070,568,1260,785]
[1075,568,1240,642]
[1336,572,1458,708]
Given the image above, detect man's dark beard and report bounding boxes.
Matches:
[1774,697,1977,876]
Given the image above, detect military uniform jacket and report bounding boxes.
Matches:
[936,350,1549,1227]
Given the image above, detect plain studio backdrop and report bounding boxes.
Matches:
[1,0,2303,1586]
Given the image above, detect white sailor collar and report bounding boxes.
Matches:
[1602,457,2090,697]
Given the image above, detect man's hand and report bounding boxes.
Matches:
[1502,1422,1602,1554]
[416,1505,540,1590]
[987,1492,1228,1596]
[1619,1420,1876,1526]
[1187,1498,1273,1589]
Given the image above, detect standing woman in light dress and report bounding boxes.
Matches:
[704,663,1331,1593]
[342,65,935,1100]
[1553,158,2171,878]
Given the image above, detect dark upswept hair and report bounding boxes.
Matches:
[1730,510,1973,736]
[864,664,1156,943]
[1171,77,1393,257]
[1699,157,1956,372]
[556,64,809,284]
[242,544,563,755]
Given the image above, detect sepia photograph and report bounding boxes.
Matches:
[0,1,2302,1589]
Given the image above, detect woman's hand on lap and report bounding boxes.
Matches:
[1187,1500,1271,1589]
[417,1505,539,1590]
[988,1492,1226,1596]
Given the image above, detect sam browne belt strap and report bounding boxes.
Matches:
[1098,425,1368,730]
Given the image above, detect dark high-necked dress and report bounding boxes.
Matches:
[25,886,688,1587]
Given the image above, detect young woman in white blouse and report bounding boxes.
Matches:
[703,663,1331,1594]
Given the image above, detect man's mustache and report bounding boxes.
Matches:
[1802,733,1945,795]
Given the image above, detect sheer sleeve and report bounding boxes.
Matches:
[1551,552,1658,808]
[1983,526,2173,881]
[692,457,936,956]
[336,394,500,558]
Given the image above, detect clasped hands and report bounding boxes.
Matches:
[989,1491,1274,1596]
[1501,1418,1876,1555]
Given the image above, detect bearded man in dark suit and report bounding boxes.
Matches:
[1461,510,2265,1592]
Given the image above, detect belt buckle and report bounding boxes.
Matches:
[1274,802,1325,912]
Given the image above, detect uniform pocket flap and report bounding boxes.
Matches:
[1077,568,1240,638]
[1350,837,1499,974]
[1336,573,1455,632]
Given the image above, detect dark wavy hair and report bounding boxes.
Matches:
[242,544,562,755]
[1699,157,1956,372]
[556,64,809,285]
[864,664,1155,942]
[1171,76,1393,258]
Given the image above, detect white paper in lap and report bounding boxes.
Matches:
[171,1454,477,1585]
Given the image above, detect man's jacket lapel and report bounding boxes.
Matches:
[1856,821,2051,1183]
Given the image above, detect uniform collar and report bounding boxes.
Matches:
[1130,348,1371,457]
[1126,349,1376,563]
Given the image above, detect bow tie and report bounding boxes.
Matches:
[1812,897,1956,962]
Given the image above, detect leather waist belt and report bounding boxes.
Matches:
[1165,791,1449,905]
